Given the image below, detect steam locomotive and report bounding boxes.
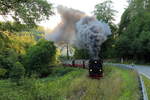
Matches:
[62,58,103,79]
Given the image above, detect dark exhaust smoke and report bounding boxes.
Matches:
[45,6,111,58]
[75,16,111,58]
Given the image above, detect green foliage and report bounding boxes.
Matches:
[94,0,117,24]
[0,49,18,78]
[94,0,118,59]
[10,33,36,54]
[0,21,45,41]
[74,48,89,59]
[50,67,75,77]
[142,76,150,99]
[0,68,7,78]
[101,39,116,58]
[0,31,35,54]
[9,62,25,85]
[0,0,53,27]
[116,0,150,62]
[0,22,30,32]
[25,39,56,77]
[0,66,140,100]
[0,30,35,78]
[0,21,45,43]
[0,31,11,51]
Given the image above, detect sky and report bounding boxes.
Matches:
[40,0,129,29]
[0,0,129,29]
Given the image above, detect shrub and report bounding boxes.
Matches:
[0,54,14,78]
[74,48,89,59]
[25,39,56,77]
[9,62,25,85]
[0,68,7,78]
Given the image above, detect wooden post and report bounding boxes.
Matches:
[67,43,69,60]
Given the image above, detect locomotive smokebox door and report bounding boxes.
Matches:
[88,59,103,78]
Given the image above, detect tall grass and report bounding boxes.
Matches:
[0,66,140,100]
[0,67,86,100]
[66,66,140,100]
[142,76,150,99]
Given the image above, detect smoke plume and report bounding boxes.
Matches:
[75,16,111,58]
[46,6,111,58]
[45,6,86,44]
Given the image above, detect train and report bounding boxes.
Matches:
[62,58,103,79]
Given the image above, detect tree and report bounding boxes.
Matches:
[0,0,54,27]
[0,49,19,78]
[74,48,89,59]
[0,21,30,32]
[116,0,150,62]
[94,0,117,24]
[9,62,25,85]
[0,68,7,78]
[25,39,56,77]
[0,31,35,78]
[0,31,10,50]
[93,0,118,59]
[0,30,36,55]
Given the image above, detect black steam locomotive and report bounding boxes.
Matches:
[88,59,103,78]
[62,58,103,78]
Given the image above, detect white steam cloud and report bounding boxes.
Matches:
[45,6,86,44]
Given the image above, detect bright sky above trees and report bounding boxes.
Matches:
[0,0,128,29]
[40,0,128,28]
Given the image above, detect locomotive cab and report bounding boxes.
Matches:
[89,59,103,78]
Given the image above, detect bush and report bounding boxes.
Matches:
[25,39,56,77]
[0,68,7,78]
[0,54,14,78]
[9,62,25,85]
[74,48,89,59]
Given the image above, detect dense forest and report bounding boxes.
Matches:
[94,0,150,63]
[116,0,150,63]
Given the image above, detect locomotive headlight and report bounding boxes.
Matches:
[90,69,92,71]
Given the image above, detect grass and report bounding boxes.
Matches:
[105,59,150,66]
[0,65,140,100]
[142,75,150,99]
[66,66,140,100]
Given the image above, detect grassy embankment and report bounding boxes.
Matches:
[105,59,150,66]
[0,65,140,100]
[142,76,150,99]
